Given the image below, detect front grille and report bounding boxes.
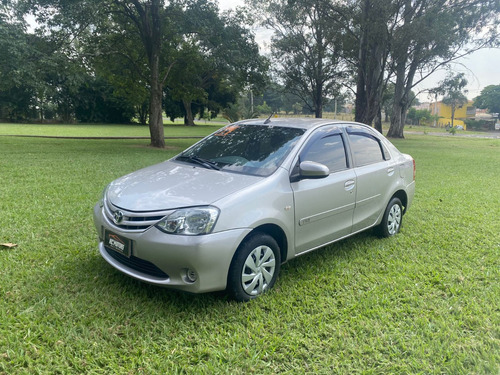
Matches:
[104,246,169,279]
[103,199,172,232]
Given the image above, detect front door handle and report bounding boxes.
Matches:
[344,180,355,191]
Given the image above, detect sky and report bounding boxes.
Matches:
[413,48,500,102]
[219,0,245,11]
[219,0,499,102]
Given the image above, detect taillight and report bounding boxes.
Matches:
[412,159,416,181]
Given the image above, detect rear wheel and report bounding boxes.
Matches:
[377,197,403,237]
[227,233,281,302]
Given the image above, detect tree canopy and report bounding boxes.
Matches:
[250,0,346,118]
[474,85,500,114]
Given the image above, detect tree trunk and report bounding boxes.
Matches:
[387,101,406,138]
[183,100,195,126]
[388,90,405,137]
[387,55,408,138]
[149,80,164,147]
[129,0,165,148]
[354,65,367,123]
[314,98,323,118]
[137,102,148,125]
[374,106,382,133]
[148,49,165,147]
[354,11,368,124]
[314,42,324,119]
[354,0,388,128]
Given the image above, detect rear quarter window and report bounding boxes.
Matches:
[348,133,385,167]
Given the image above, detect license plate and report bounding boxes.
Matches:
[104,230,131,257]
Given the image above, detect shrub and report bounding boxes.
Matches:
[464,119,495,131]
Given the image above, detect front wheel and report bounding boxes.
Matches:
[377,197,403,238]
[227,233,281,302]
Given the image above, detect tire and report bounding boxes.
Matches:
[377,197,403,238]
[227,233,281,302]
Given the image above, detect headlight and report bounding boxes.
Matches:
[156,207,219,235]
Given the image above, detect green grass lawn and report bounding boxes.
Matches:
[0,129,499,374]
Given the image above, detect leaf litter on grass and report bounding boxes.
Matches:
[1,243,17,249]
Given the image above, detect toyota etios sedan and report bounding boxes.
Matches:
[93,118,415,301]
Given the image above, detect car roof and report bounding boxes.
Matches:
[237,117,371,131]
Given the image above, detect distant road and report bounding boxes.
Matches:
[404,131,500,139]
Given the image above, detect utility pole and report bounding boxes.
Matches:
[434,93,438,127]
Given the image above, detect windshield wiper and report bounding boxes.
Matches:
[177,155,221,170]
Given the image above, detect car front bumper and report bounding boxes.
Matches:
[93,204,251,293]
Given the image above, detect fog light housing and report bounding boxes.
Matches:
[186,269,198,283]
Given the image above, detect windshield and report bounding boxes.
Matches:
[176,124,306,176]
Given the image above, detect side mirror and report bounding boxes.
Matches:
[299,161,330,179]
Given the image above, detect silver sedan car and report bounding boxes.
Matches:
[93,118,415,301]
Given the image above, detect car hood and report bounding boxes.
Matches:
[106,160,263,211]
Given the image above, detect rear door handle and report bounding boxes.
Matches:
[387,167,395,176]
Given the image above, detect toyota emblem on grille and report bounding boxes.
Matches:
[113,210,124,224]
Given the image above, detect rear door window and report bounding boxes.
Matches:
[346,127,386,167]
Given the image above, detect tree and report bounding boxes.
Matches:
[164,2,268,125]
[347,0,395,131]
[24,0,190,145]
[474,85,500,114]
[0,5,40,121]
[0,7,89,123]
[74,77,136,123]
[434,73,468,128]
[114,0,172,147]
[221,91,261,122]
[407,108,432,125]
[251,0,345,118]
[380,83,395,123]
[90,22,151,125]
[262,83,284,113]
[258,82,307,114]
[387,0,499,138]
[166,44,209,126]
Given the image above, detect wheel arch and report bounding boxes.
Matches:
[392,189,408,214]
[238,224,289,265]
